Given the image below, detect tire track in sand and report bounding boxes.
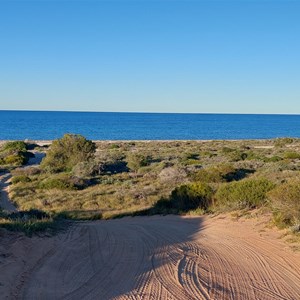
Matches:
[5,215,300,300]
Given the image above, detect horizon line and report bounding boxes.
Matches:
[0,109,300,116]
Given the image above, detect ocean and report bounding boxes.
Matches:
[0,110,300,140]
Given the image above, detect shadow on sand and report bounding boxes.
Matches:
[18,212,207,299]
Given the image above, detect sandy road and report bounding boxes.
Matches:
[0,172,17,212]
[1,215,300,300]
[0,150,45,212]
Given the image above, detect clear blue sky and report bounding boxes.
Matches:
[0,0,299,114]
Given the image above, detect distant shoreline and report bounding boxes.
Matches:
[0,138,282,148]
[1,109,300,116]
[0,137,276,145]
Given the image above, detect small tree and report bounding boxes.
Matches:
[41,134,96,173]
[126,153,149,174]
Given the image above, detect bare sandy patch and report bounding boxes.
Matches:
[0,215,299,299]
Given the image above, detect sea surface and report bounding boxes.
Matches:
[1,110,300,140]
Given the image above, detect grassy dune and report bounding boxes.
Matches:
[0,136,297,235]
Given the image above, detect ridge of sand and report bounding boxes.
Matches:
[0,215,299,299]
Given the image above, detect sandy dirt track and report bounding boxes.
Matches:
[1,215,300,300]
[0,172,17,212]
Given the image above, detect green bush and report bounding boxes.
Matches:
[0,219,57,236]
[0,141,33,166]
[38,173,90,190]
[109,143,120,149]
[283,152,300,160]
[169,182,213,211]
[38,175,76,190]
[193,164,235,183]
[221,147,234,154]
[1,141,27,152]
[229,150,248,162]
[41,134,96,173]
[215,178,275,210]
[222,147,248,161]
[0,209,63,236]
[126,153,150,172]
[267,180,300,228]
[4,154,26,165]
[245,151,261,160]
[263,156,282,163]
[193,168,222,183]
[12,175,31,184]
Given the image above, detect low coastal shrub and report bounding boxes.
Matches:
[109,143,120,149]
[2,141,27,152]
[137,182,214,215]
[12,175,31,184]
[37,174,91,190]
[192,164,253,183]
[193,168,223,183]
[180,152,201,166]
[221,147,249,162]
[283,152,300,160]
[0,141,34,166]
[38,174,76,190]
[267,180,300,228]
[244,150,261,160]
[229,150,248,162]
[215,178,275,210]
[0,218,58,236]
[169,182,213,211]
[41,134,96,173]
[4,154,25,165]
[263,156,282,163]
[0,209,64,236]
[183,152,200,160]
[192,164,235,183]
[126,153,150,173]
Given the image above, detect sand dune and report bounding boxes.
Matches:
[1,215,300,300]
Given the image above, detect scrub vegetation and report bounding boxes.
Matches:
[0,209,66,236]
[2,135,300,234]
[0,141,34,167]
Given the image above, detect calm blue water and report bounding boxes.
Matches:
[0,110,300,140]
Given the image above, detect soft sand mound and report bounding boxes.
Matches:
[1,215,300,299]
